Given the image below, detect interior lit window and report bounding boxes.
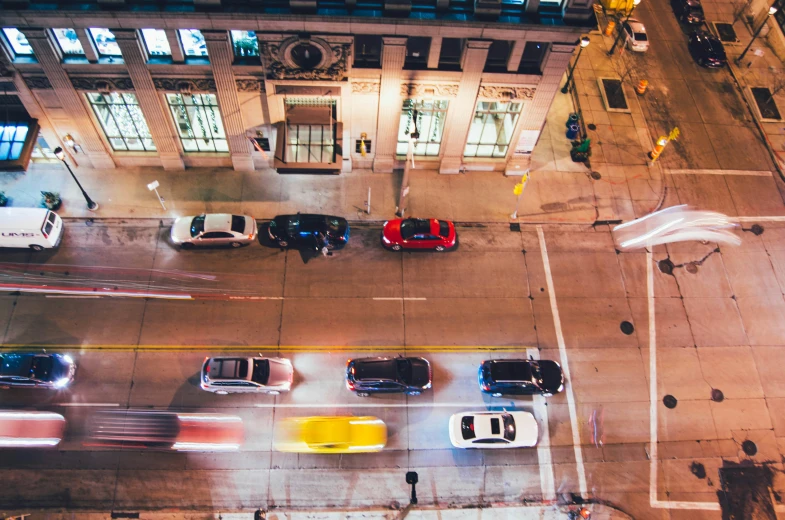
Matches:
[87,92,156,151]
[464,101,522,158]
[52,29,85,56]
[179,29,208,57]
[89,28,121,57]
[141,29,171,57]
[0,121,29,161]
[231,31,259,57]
[2,28,34,56]
[166,93,227,152]
[396,99,449,156]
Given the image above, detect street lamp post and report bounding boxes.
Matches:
[736,4,778,65]
[561,36,591,94]
[608,0,642,56]
[53,146,99,211]
[397,110,419,218]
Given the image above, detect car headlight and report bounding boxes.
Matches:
[382,235,391,244]
[53,378,71,389]
[62,354,73,364]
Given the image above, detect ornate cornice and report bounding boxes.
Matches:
[236,79,265,92]
[152,78,216,92]
[71,77,135,91]
[351,81,380,94]
[260,36,351,82]
[400,83,459,98]
[478,85,536,100]
[24,76,52,90]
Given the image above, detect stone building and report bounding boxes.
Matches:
[0,1,591,175]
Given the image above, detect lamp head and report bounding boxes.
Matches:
[63,134,75,147]
[633,0,642,5]
[580,36,591,48]
[769,5,778,14]
[53,146,65,161]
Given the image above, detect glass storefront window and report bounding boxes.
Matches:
[53,28,85,56]
[89,28,121,57]
[286,124,334,163]
[0,121,29,161]
[141,29,171,57]
[87,92,156,151]
[231,31,259,57]
[396,99,449,156]
[179,29,208,57]
[2,28,33,56]
[166,93,227,152]
[464,101,522,158]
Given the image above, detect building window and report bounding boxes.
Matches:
[484,40,511,72]
[2,28,34,57]
[89,28,121,57]
[438,38,464,71]
[354,35,382,68]
[0,120,29,161]
[141,29,171,57]
[52,29,85,57]
[404,37,430,70]
[231,31,259,57]
[166,93,228,152]
[518,42,549,74]
[464,100,522,158]
[286,124,334,163]
[179,29,208,57]
[87,93,156,152]
[397,99,449,156]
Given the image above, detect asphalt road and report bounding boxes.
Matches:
[1,219,785,518]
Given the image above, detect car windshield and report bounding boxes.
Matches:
[502,414,516,441]
[190,215,206,237]
[396,359,412,384]
[461,416,476,440]
[634,32,648,42]
[230,215,247,233]
[490,361,532,382]
[251,359,270,385]
[31,357,53,380]
[438,221,450,238]
[0,354,29,376]
[327,218,342,232]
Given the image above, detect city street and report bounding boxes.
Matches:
[1,218,784,519]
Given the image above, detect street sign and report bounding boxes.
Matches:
[668,127,680,141]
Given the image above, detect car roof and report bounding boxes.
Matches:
[353,358,398,380]
[627,19,646,31]
[207,358,251,380]
[203,214,233,232]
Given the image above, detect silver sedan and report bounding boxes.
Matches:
[170,214,257,248]
[201,356,294,395]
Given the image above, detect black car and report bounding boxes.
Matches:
[268,213,350,250]
[671,0,705,24]
[478,359,564,397]
[346,356,432,397]
[688,31,727,68]
[0,352,76,389]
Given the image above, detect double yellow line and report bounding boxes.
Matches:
[0,344,533,353]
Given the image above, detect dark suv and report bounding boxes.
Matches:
[346,356,432,397]
[0,352,76,389]
[268,214,350,250]
[478,359,564,397]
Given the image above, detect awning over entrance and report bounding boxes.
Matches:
[274,98,343,174]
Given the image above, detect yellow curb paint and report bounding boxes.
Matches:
[0,344,532,353]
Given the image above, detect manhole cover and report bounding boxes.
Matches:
[751,224,764,236]
[711,388,724,402]
[685,262,699,274]
[509,223,521,232]
[658,259,674,275]
[588,123,597,130]
[663,395,678,409]
[742,440,757,456]
[590,171,602,180]
[620,321,635,335]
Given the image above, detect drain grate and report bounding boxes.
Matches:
[509,223,521,232]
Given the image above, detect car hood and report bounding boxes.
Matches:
[326,217,349,239]
[409,358,432,387]
[538,360,564,393]
[267,358,293,387]
[52,356,75,380]
[170,217,194,242]
[383,220,403,241]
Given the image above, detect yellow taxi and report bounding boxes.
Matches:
[273,416,387,454]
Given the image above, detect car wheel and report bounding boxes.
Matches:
[391,244,402,251]
[215,390,229,395]
[435,245,446,252]
[492,392,502,397]
[181,243,194,250]
[356,392,370,397]
[268,390,280,396]
[278,240,288,248]
[407,391,422,396]
[230,241,242,248]
[543,393,553,397]
[29,244,45,251]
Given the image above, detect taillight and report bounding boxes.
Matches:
[470,422,474,432]
[482,383,491,391]
[347,380,354,390]
[204,357,210,372]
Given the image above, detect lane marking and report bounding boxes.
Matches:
[0,344,535,353]
[46,295,102,299]
[529,348,556,501]
[253,402,521,409]
[56,403,120,407]
[665,169,772,176]
[732,216,785,222]
[372,297,427,301]
[536,225,588,499]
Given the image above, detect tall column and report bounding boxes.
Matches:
[114,29,184,170]
[439,39,491,174]
[22,28,115,169]
[372,36,406,173]
[203,30,254,171]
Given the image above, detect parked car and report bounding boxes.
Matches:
[622,19,649,52]
[201,356,293,395]
[671,0,705,24]
[346,356,432,397]
[268,214,350,250]
[449,411,538,449]
[688,30,727,68]
[0,208,63,251]
[273,415,387,453]
[381,218,457,251]
[170,213,257,248]
[478,359,564,397]
[0,410,66,448]
[0,352,76,389]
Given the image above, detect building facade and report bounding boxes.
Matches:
[0,1,591,175]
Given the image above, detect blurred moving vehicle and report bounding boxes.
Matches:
[0,352,76,389]
[273,415,386,453]
[381,218,457,251]
[87,410,243,451]
[449,411,538,449]
[0,208,64,251]
[201,356,293,395]
[688,31,727,68]
[0,410,66,448]
[346,356,432,397]
[478,359,564,397]
[612,204,740,250]
[671,0,705,23]
[622,19,649,52]
[268,214,350,250]
[170,213,257,248]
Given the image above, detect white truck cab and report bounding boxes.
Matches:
[0,208,64,251]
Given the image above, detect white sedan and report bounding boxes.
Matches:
[449,411,538,449]
[170,213,257,248]
[623,19,649,52]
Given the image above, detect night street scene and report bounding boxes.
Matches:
[2,0,785,517]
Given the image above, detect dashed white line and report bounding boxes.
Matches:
[536,225,588,499]
[529,348,556,501]
[372,297,427,301]
[55,403,120,407]
[253,402,512,409]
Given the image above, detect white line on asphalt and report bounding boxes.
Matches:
[253,402,514,409]
[529,348,556,501]
[46,295,102,299]
[228,296,284,300]
[536,225,588,500]
[372,297,427,301]
[665,169,772,176]
[56,403,120,407]
[732,216,785,222]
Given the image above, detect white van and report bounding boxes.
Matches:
[0,208,63,251]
